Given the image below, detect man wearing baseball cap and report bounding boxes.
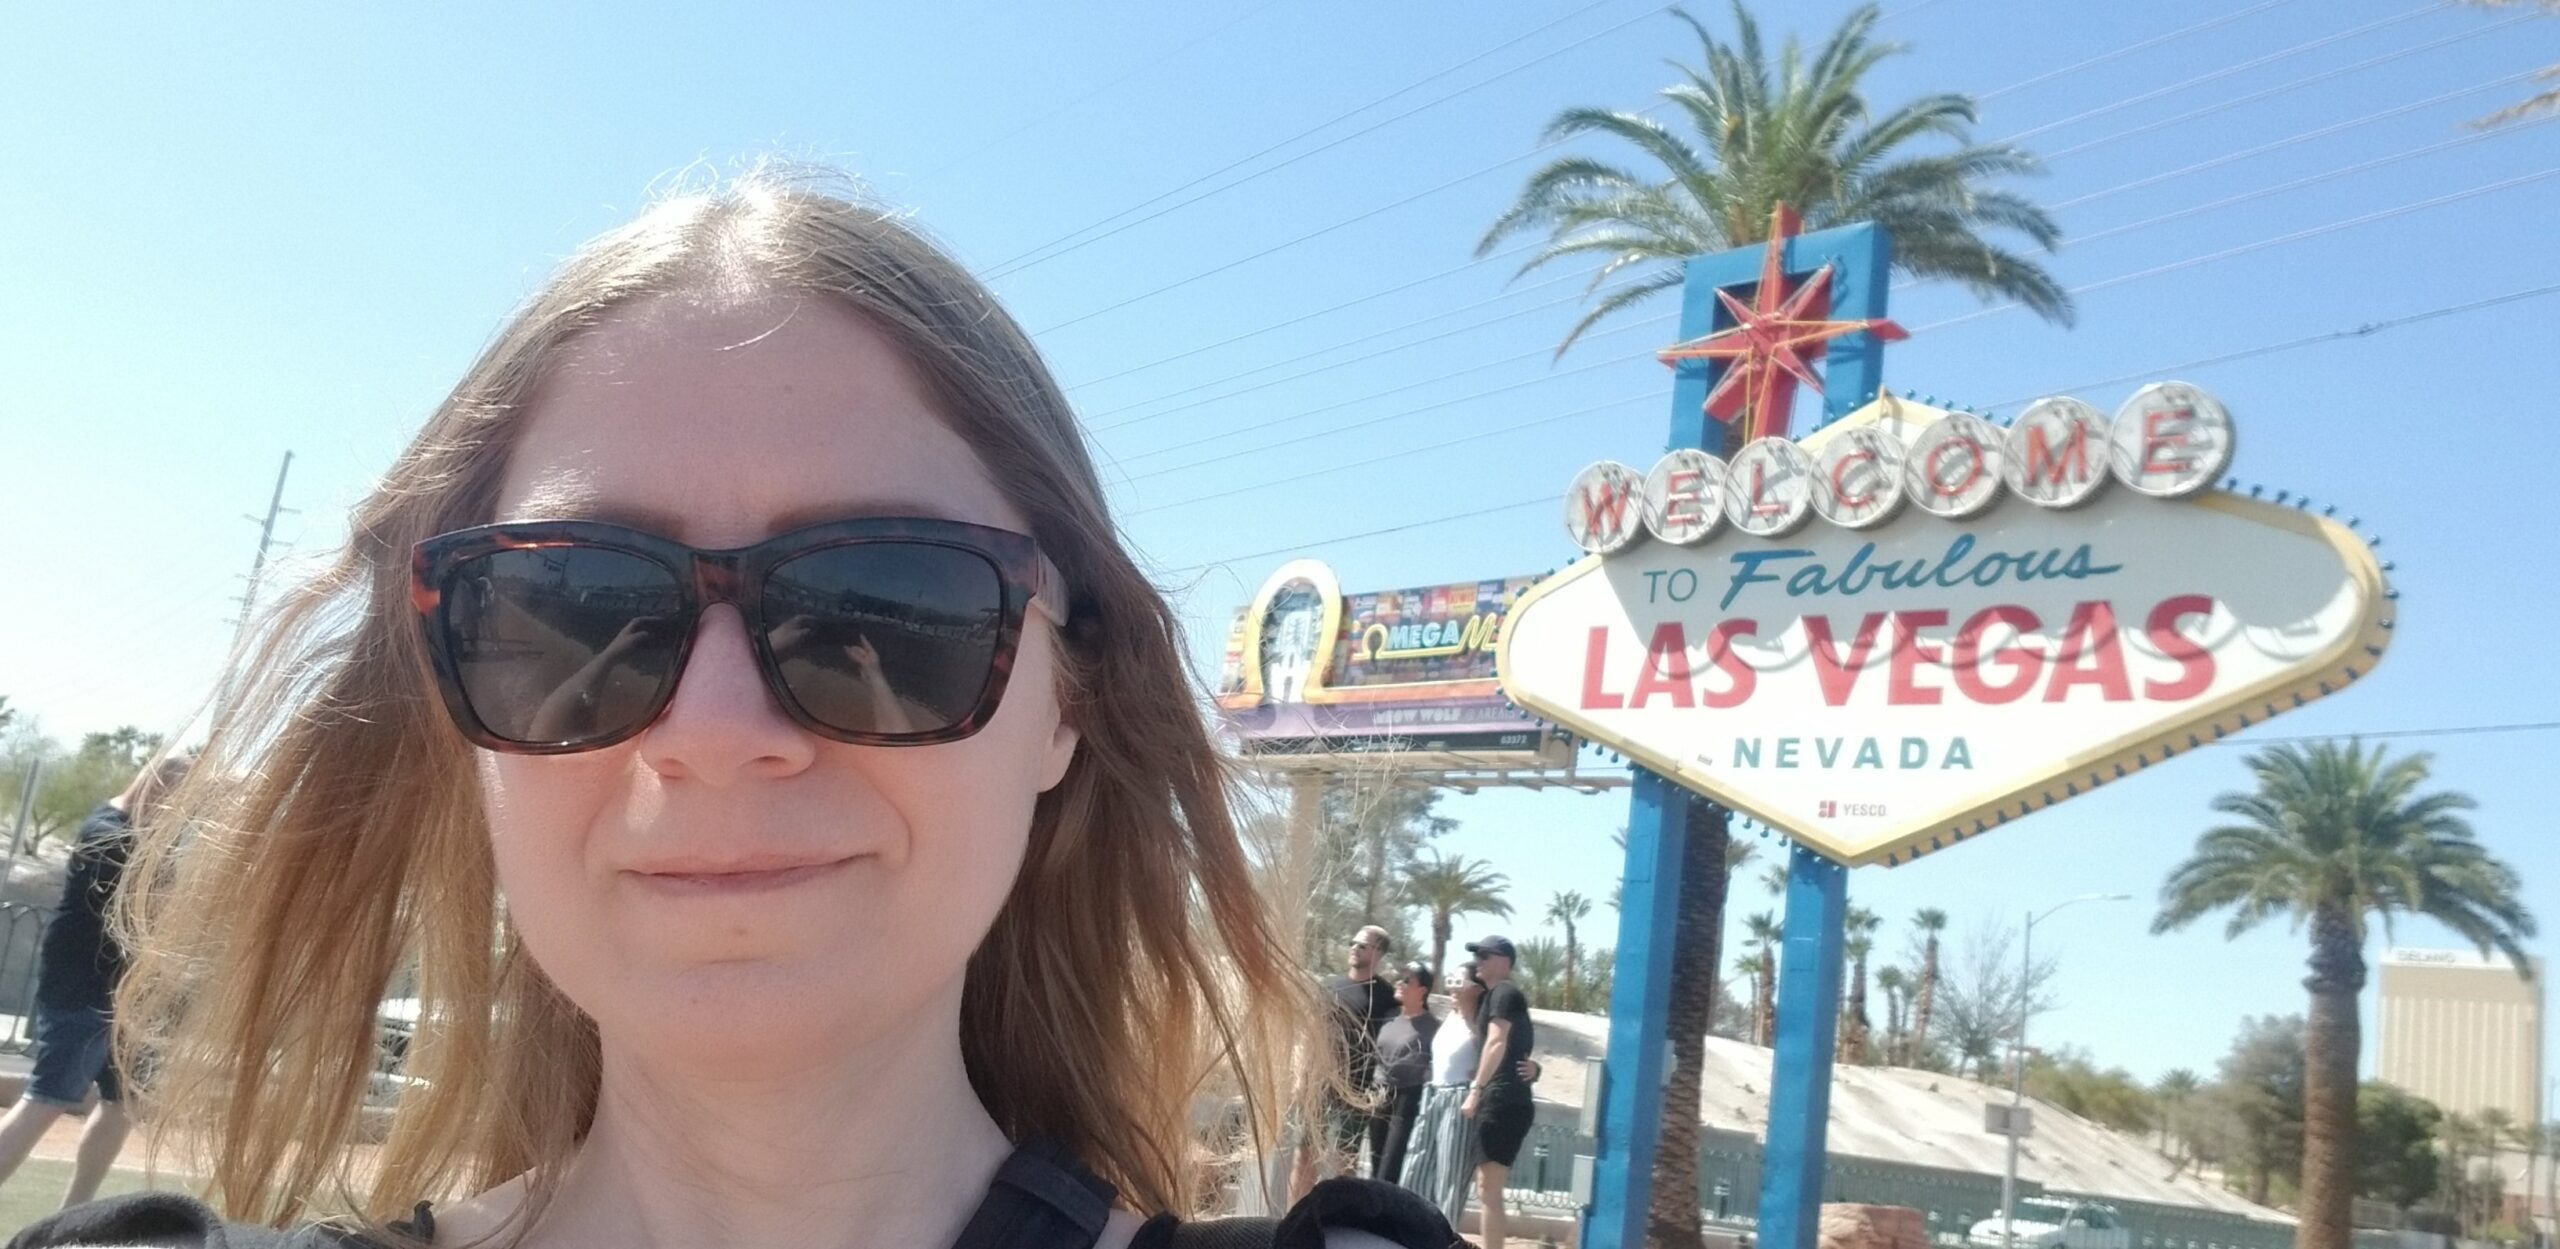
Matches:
[1460,935,1536,1249]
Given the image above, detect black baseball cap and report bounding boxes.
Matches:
[1400,960,1436,986]
[1466,935,1518,961]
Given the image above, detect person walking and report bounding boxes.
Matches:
[1368,962,1438,1184]
[1462,935,1538,1249]
[0,753,187,1209]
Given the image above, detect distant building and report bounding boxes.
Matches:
[2376,947,2544,1123]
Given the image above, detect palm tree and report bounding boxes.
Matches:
[2154,741,2536,1249]
[2515,1118,2549,1249]
[1515,936,1568,1002]
[2443,1111,2490,1234]
[1909,908,1949,1065]
[1837,904,1882,1063]
[1549,890,1594,1011]
[2153,1068,2201,1161]
[1743,911,1783,1047]
[1875,965,1908,1063]
[1403,852,1513,980]
[1478,1,2071,363]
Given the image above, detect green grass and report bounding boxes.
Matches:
[0,1158,170,1240]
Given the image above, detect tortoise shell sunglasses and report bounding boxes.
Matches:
[409,517,1069,754]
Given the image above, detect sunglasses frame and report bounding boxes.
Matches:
[410,516,1069,755]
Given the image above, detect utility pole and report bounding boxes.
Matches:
[213,452,296,722]
[2001,893,2130,1249]
[236,451,296,626]
[3,757,39,883]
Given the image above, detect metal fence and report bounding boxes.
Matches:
[0,901,52,1053]
[1507,1108,2295,1249]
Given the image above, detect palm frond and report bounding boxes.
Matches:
[1551,269,1684,358]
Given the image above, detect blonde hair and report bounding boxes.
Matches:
[117,167,1307,1231]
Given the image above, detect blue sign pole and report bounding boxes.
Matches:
[1758,845,1851,1248]
[1582,219,1894,1249]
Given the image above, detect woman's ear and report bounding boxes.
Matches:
[1037,711,1079,793]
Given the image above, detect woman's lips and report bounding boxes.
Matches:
[626,858,856,895]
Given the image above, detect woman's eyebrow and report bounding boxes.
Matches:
[764,498,968,531]
[504,497,968,534]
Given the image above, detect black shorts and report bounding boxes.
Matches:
[27,1006,122,1107]
[1474,1085,1534,1168]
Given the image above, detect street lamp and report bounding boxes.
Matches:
[2001,892,2133,1249]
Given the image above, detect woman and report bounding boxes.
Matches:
[1396,966,1485,1227]
[12,171,1452,1249]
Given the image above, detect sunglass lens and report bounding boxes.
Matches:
[442,547,688,745]
[762,542,1006,738]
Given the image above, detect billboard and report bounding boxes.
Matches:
[1214,560,1565,768]
[1498,387,2392,866]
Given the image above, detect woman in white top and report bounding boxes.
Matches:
[1398,968,1485,1224]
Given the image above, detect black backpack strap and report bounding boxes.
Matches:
[948,1140,1118,1249]
[1146,1215,1279,1249]
[1274,1178,1461,1247]
[1140,1178,1459,1249]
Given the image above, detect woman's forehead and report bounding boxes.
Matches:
[494,296,1026,544]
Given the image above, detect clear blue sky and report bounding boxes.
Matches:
[4,0,2555,1092]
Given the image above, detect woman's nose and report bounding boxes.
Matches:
[634,606,817,783]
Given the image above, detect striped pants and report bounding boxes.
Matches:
[1396,1082,1478,1227]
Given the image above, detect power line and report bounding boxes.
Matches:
[1004,4,1677,286]
[1890,116,2557,294]
[1041,9,2500,383]
[1158,281,2560,570]
[1026,99,1679,337]
[1085,267,1589,427]
[1117,324,1666,480]
[1975,0,2304,104]
[984,0,1654,277]
[1126,141,2560,473]
[1036,3,2450,359]
[1065,4,2333,391]
[909,2,1285,185]
[1062,236,1547,394]
[1913,166,2560,334]
[2058,121,2553,249]
[1092,75,2547,431]
[2043,72,2549,211]
[1164,493,1555,576]
[1993,3,2440,146]
[1979,279,2560,411]
[1553,722,2560,779]
[2230,721,2560,745]
[2036,13,2542,164]
[1129,389,1657,517]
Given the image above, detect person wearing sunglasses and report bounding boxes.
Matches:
[13,172,1452,1249]
[1296,925,1395,1198]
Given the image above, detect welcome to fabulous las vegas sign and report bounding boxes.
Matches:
[1494,385,2393,867]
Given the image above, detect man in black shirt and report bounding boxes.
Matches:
[1368,961,1439,1183]
[0,755,186,1210]
[1461,934,1537,1249]
[1295,924,1396,1197]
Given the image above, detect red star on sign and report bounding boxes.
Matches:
[1657,204,1908,443]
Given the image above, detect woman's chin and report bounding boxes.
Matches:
[587,961,920,1073]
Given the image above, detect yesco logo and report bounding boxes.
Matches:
[1564,383,2236,554]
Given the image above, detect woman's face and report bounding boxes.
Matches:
[477,293,1079,1074]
